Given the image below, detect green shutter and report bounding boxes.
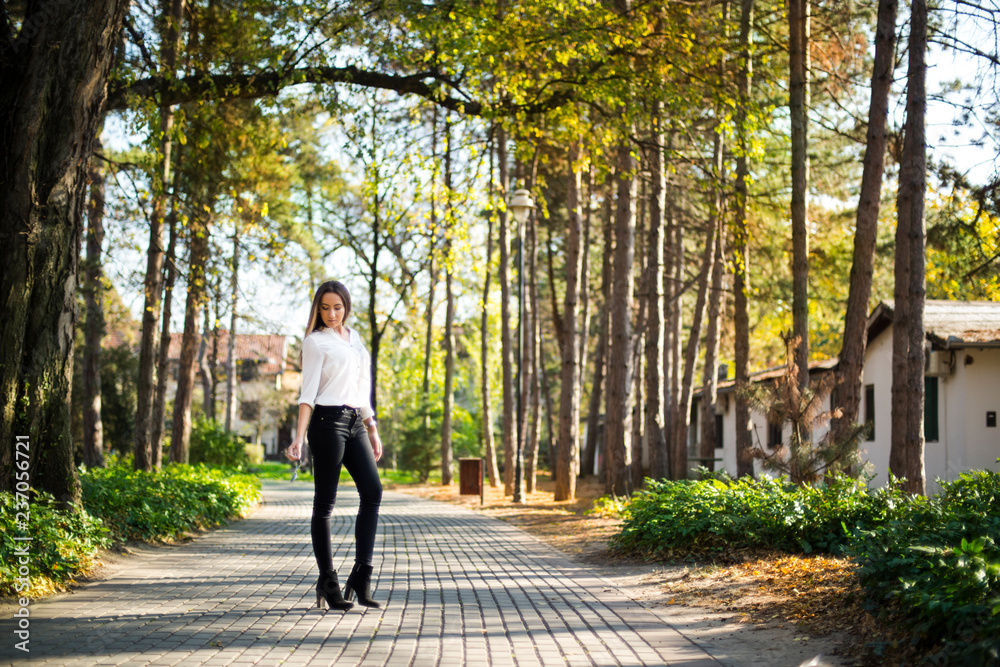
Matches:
[924,377,939,442]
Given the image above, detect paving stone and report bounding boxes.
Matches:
[1,481,721,666]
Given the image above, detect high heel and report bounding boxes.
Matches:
[316,570,353,611]
[343,562,381,608]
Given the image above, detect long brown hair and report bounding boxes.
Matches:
[304,280,352,339]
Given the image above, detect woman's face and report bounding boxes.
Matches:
[320,292,346,330]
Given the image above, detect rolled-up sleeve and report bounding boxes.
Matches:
[297,335,321,407]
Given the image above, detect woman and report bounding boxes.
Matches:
[287,280,383,610]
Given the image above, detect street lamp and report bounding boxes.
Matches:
[508,187,534,504]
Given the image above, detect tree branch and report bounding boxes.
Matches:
[106,64,578,118]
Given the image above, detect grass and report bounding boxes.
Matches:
[250,461,442,487]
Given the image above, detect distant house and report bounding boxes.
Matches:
[165,331,300,458]
[692,300,1000,494]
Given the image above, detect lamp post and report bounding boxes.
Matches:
[508,186,534,504]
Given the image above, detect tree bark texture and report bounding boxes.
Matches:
[890,0,927,495]
[82,154,107,469]
[675,214,717,478]
[644,111,668,481]
[225,230,240,430]
[605,142,636,497]
[151,202,179,470]
[200,307,215,421]
[698,118,727,469]
[833,0,897,441]
[170,212,211,464]
[497,132,516,495]
[481,136,500,488]
[441,113,455,486]
[734,0,756,478]
[789,0,810,391]
[582,192,614,478]
[631,293,646,485]
[422,109,439,398]
[524,216,540,494]
[556,144,584,501]
[668,221,685,480]
[0,0,130,503]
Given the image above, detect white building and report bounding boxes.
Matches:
[692,300,1000,494]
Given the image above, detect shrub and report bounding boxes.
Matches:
[0,490,111,597]
[80,461,261,542]
[851,470,1000,665]
[189,416,250,468]
[612,474,913,557]
[0,461,260,598]
[397,397,442,482]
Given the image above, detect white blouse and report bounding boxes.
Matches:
[297,326,375,420]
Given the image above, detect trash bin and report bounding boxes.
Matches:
[459,458,483,498]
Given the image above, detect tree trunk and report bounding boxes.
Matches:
[578,170,594,394]
[200,305,215,421]
[675,213,717,478]
[481,132,500,488]
[498,131,517,495]
[82,150,107,469]
[631,288,646,485]
[605,141,637,497]
[583,191,614,478]
[170,210,212,464]
[135,0,186,471]
[645,109,668,481]
[833,0,897,441]
[662,172,676,476]
[556,143,584,500]
[422,110,439,397]
[668,220,685,480]
[0,0,130,504]
[441,112,455,485]
[734,0,756,478]
[699,128,727,470]
[789,0,810,390]
[224,229,239,430]
[524,212,540,494]
[890,0,927,496]
[151,197,180,470]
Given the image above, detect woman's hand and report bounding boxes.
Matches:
[368,426,383,462]
[286,438,302,462]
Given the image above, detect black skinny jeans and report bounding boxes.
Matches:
[307,405,382,571]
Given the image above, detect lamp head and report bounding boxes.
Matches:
[508,188,535,225]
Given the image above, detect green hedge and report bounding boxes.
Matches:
[612,473,912,556]
[81,462,261,542]
[611,470,1000,665]
[0,462,260,597]
[851,470,1000,665]
[0,491,111,597]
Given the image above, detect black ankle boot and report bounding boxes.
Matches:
[343,562,381,608]
[316,570,353,611]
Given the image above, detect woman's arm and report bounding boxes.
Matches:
[286,403,313,461]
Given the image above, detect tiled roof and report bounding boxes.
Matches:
[713,357,839,393]
[166,331,287,375]
[871,299,1000,347]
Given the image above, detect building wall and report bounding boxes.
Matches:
[860,325,1000,494]
[692,326,1000,496]
[953,348,1000,472]
[858,324,894,488]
